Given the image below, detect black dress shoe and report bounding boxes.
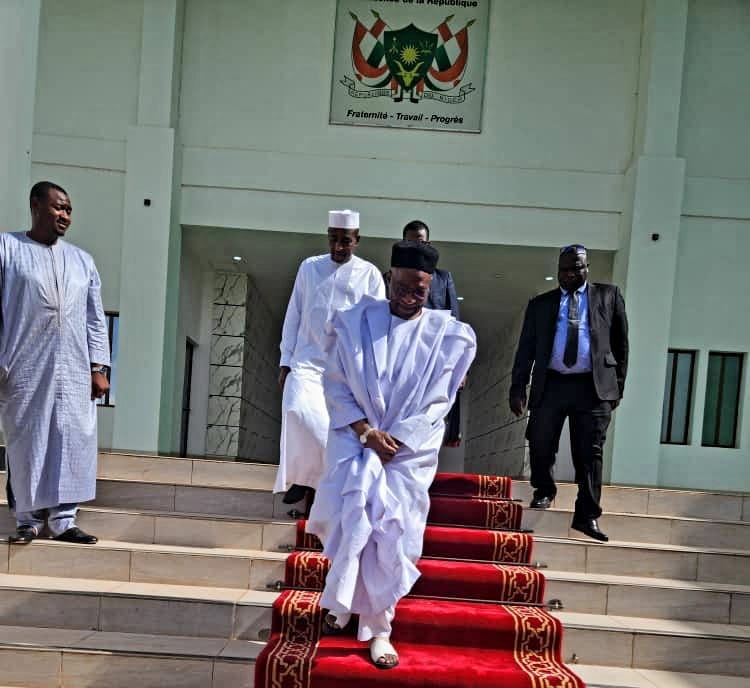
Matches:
[54,527,98,545]
[571,518,608,542]
[529,496,552,509]
[282,484,310,504]
[9,525,37,544]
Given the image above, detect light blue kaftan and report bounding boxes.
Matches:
[0,232,110,513]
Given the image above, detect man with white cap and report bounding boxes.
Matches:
[274,210,385,505]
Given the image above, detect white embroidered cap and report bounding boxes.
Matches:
[328,209,360,229]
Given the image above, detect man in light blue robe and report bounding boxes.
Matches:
[307,241,476,669]
[0,181,110,544]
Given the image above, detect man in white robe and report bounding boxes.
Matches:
[274,210,385,505]
[307,240,476,669]
[1,181,110,545]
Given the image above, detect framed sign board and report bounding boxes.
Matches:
[330,0,489,132]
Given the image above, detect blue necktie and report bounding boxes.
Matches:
[563,291,579,368]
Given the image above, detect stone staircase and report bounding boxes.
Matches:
[0,452,747,688]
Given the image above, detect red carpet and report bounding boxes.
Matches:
[296,521,534,563]
[428,495,523,530]
[256,472,584,688]
[285,551,546,604]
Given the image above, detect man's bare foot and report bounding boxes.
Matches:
[369,637,399,669]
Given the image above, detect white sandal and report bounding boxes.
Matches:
[369,637,399,670]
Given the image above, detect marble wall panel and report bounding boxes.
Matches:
[211,335,245,367]
[214,273,248,306]
[207,272,249,459]
[209,365,243,398]
[212,305,246,337]
[206,272,283,462]
[206,426,239,457]
[208,396,241,427]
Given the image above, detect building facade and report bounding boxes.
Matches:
[1,0,748,492]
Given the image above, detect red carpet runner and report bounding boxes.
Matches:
[256,472,585,688]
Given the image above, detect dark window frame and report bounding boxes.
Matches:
[702,351,744,449]
[660,349,697,445]
[180,338,197,457]
[96,312,119,408]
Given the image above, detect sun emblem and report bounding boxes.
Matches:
[400,44,419,66]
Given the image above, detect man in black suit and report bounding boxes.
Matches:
[400,220,460,318]
[509,244,628,542]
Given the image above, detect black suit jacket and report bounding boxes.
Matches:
[510,283,628,407]
[426,268,460,319]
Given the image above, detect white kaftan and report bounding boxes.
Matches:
[274,254,384,493]
[0,232,110,513]
[306,297,476,640]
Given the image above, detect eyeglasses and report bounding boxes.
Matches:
[391,282,429,301]
[560,244,586,255]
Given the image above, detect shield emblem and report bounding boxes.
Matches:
[384,24,438,91]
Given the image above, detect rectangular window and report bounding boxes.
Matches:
[96,313,119,407]
[660,350,696,445]
[702,352,744,448]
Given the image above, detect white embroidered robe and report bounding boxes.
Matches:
[274,254,384,493]
[306,298,476,627]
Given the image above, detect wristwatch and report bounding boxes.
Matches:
[359,427,376,445]
[91,365,108,375]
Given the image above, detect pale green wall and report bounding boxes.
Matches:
[677,0,750,179]
[13,0,748,491]
[659,217,750,490]
[656,0,750,491]
[180,0,641,172]
[31,0,143,311]
[177,0,638,249]
[34,0,142,141]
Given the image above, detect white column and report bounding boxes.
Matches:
[609,0,688,486]
[112,0,185,453]
[0,0,41,231]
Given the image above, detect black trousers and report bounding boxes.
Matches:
[525,371,612,520]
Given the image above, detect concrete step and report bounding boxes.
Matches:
[97,452,277,492]
[0,624,260,688]
[1,538,748,626]
[92,478,292,519]
[4,479,748,552]
[513,480,750,522]
[0,502,296,551]
[523,506,750,550]
[534,536,750,586]
[2,538,287,590]
[0,573,276,641]
[3,504,747,586]
[96,453,750,521]
[544,570,750,624]
[574,664,749,688]
[8,473,741,551]
[556,611,750,677]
